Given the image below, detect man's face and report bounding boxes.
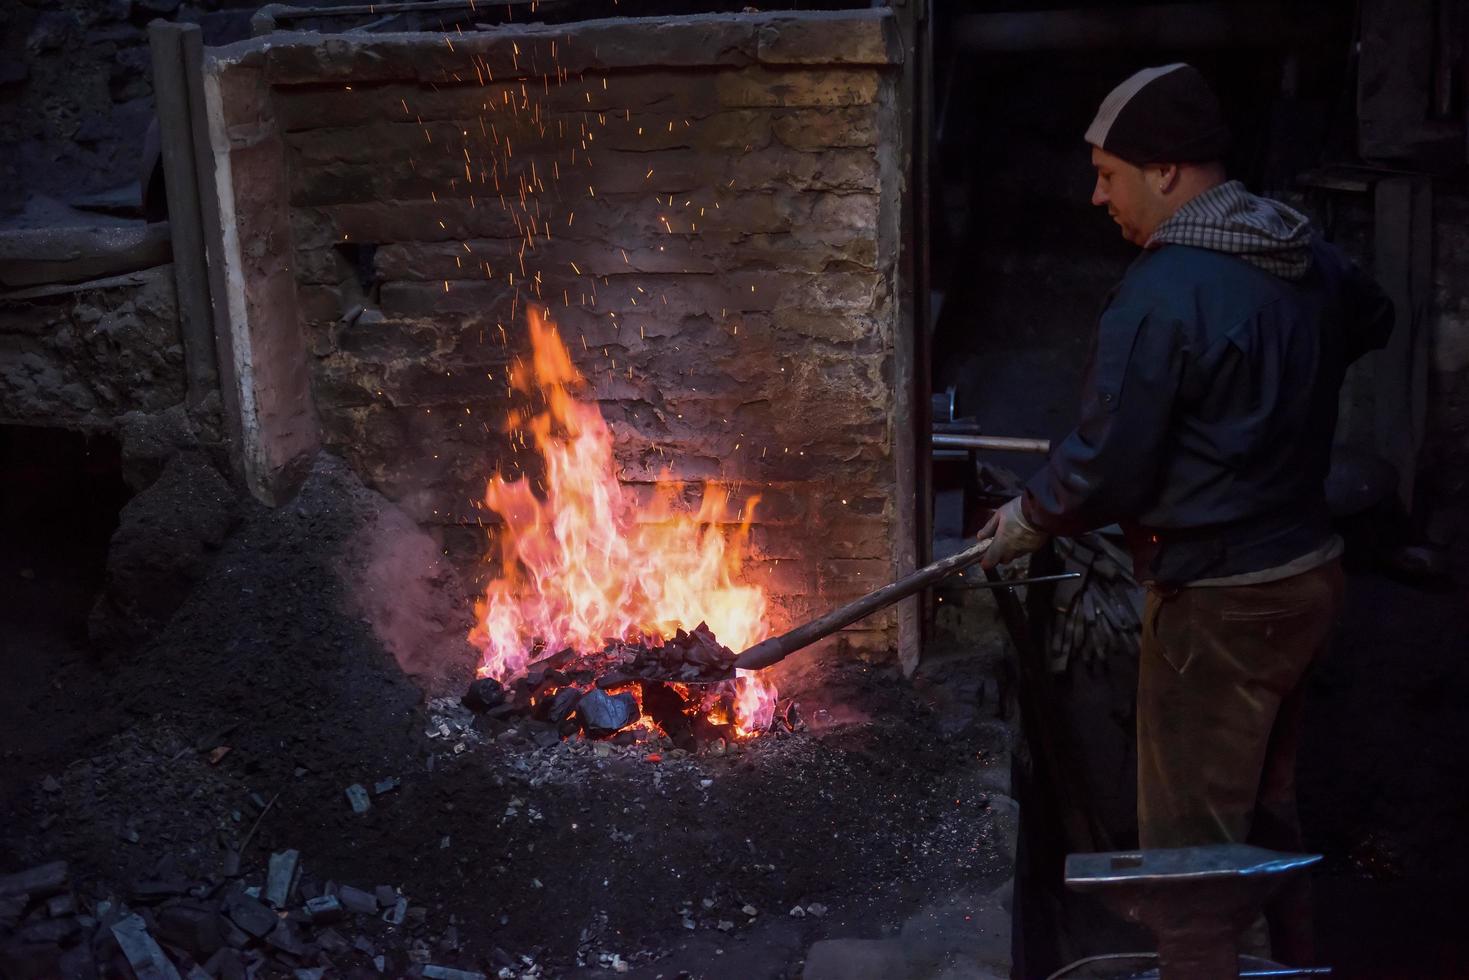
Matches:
[1090,147,1166,246]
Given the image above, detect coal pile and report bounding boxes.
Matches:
[462,624,798,750]
[0,854,505,980]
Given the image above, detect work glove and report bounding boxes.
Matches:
[978,496,1050,570]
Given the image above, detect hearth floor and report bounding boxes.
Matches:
[0,462,1018,979]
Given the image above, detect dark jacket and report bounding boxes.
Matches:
[1022,237,1394,585]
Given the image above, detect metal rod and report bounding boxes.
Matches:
[734,537,994,670]
[933,433,1051,454]
[940,571,1080,591]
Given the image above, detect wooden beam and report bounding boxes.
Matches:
[148,22,220,415]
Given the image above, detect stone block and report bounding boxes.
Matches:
[727,147,880,193]
[261,16,761,87]
[588,109,774,153]
[380,360,517,407]
[213,57,271,130]
[716,67,881,108]
[808,192,883,237]
[289,163,381,207]
[755,9,899,66]
[296,283,347,326]
[772,106,880,150]
[0,223,174,289]
[379,280,518,318]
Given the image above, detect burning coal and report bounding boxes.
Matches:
[469,310,778,736]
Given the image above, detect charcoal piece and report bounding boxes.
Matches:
[545,687,582,725]
[576,689,639,736]
[0,861,67,899]
[345,784,370,814]
[462,678,506,712]
[224,893,276,939]
[0,894,26,930]
[112,913,182,980]
[18,916,79,944]
[526,646,575,675]
[639,681,697,745]
[687,622,736,668]
[265,918,308,956]
[594,671,638,690]
[336,885,376,915]
[691,715,738,752]
[131,877,191,901]
[203,949,247,980]
[303,895,342,924]
[423,966,487,980]
[264,849,299,908]
[155,901,224,956]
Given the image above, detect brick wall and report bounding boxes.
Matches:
[203,10,914,657]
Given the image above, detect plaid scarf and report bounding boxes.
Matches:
[1147,180,1314,280]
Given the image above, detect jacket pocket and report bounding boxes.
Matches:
[1093,305,1148,413]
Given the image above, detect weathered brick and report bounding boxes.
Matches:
[772,106,880,150]
[296,283,347,325]
[261,16,761,87]
[587,110,773,153]
[819,557,895,593]
[212,58,271,129]
[379,280,520,318]
[772,308,888,344]
[716,67,881,108]
[755,10,899,67]
[335,314,446,361]
[289,163,380,207]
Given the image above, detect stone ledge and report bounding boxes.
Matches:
[206,9,899,86]
[0,223,173,290]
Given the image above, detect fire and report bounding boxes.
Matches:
[470,309,778,733]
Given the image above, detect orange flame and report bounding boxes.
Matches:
[471,309,777,733]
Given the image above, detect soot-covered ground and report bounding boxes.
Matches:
[0,458,1018,979]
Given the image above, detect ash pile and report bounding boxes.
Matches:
[462,624,801,751]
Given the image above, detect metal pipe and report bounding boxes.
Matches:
[933,433,1050,454]
[940,571,1079,591]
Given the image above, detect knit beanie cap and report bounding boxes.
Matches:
[1085,64,1231,165]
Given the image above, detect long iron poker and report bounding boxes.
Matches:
[732,538,1079,672]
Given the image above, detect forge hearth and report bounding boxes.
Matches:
[462,624,801,750]
[197,8,920,668]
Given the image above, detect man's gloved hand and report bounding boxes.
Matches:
[978,496,1050,569]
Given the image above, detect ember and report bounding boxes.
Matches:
[469,311,779,737]
[464,622,764,750]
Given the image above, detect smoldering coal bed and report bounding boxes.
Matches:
[461,624,801,751]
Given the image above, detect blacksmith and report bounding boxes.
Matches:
[977,63,1394,962]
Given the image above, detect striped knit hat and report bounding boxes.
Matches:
[1085,64,1231,165]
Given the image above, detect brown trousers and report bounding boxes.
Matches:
[1137,560,1344,965]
